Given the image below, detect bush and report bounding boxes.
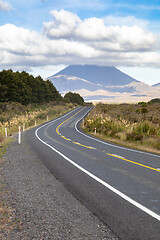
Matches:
[126,132,143,141]
[133,121,157,136]
[138,102,147,107]
[136,108,148,114]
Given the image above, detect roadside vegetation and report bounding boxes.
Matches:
[0,69,85,237]
[83,99,160,154]
[0,101,76,142]
[0,69,84,143]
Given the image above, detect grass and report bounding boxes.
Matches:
[0,101,76,141]
[83,102,160,154]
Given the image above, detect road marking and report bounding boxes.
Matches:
[110,154,125,159]
[56,108,84,136]
[56,108,85,136]
[61,136,70,141]
[57,107,160,173]
[56,107,95,150]
[35,125,160,222]
[75,108,160,158]
[73,141,94,149]
[107,153,160,173]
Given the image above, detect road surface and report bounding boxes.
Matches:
[25,106,160,239]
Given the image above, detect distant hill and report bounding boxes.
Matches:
[152,82,160,87]
[47,65,159,103]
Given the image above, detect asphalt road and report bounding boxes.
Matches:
[25,106,160,239]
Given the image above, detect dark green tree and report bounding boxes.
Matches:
[0,70,61,105]
[64,92,84,105]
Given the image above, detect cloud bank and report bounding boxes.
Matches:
[0,9,160,72]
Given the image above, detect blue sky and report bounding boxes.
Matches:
[0,0,160,85]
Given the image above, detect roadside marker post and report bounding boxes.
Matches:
[95,128,96,134]
[5,128,7,137]
[18,126,21,144]
[47,116,49,121]
[35,121,37,126]
[23,123,25,131]
[82,118,84,127]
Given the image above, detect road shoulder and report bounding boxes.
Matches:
[0,134,118,239]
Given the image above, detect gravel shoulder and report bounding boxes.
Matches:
[0,133,119,240]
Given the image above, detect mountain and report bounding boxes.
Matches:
[152,82,160,87]
[47,65,159,103]
[53,65,138,86]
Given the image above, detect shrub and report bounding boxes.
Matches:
[138,102,147,107]
[126,132,143,141]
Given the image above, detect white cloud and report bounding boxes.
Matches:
[0,0,12,11]
[103,15,148,27]
[0,9,160,76]
[43,9,81,39]
[43,9,158,51]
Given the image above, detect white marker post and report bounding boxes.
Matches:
[82,118,84,127]
[94,128,96,134]
[23,123,25,131]
[35,121,37,126]
[47,116,49,121]
[5,128,7,137]
[18,126,21,144]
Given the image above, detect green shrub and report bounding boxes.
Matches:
[126,132,143,141]
[133,121,157,136]
[138,102,147,107]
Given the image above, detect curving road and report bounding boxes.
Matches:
[25,106,160,239]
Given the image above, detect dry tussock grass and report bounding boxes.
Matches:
[0,102,75,141]
[84,102,160,154]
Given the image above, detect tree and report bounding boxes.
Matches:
[0,70,61,105]
[64,92,84,105]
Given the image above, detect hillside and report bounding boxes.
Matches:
[48,65,159,103]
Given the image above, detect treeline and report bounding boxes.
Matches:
[0,70,85,106]
[0,70,61,105]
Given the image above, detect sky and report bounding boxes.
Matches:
[0,0,160,86]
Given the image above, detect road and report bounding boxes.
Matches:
[25,106,160,239]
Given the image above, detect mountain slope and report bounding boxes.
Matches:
[152,82,160,87]
[47,65,158,103]
[53,65,139,86]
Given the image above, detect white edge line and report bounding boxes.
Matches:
[75,107,160,158]
[35,122,160,221]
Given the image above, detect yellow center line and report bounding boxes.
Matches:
[56,108,160,173]
[107,153,160,173]
[56,107,85,135]
[56,107,94,149]
[61,136,70,141]
[73,141,94,149]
